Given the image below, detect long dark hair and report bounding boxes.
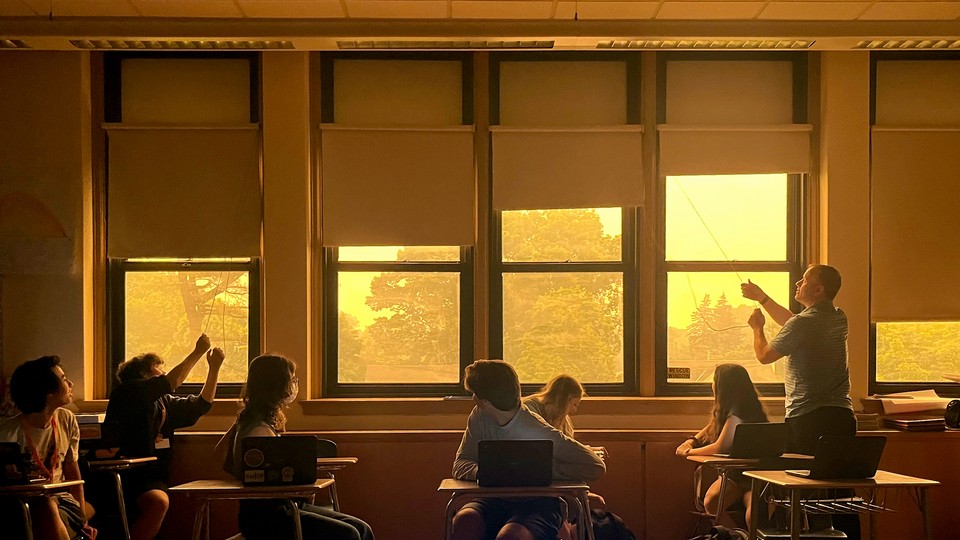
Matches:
[706,363,767,442]
[237,354,296,433]
[525,374,584,437]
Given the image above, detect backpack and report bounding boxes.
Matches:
[590,508,636,540]
[689,525,749,540]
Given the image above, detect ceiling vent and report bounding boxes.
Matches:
[69,40,294,50]
[0,39,31,49]
[854,39,960,50]
[597,39,813,50]
[337,40,554,50]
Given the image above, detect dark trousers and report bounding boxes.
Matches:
[786,406,860,540]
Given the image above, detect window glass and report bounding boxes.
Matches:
[666,174,787,262]
[666,272,789,384]
[503,272,624,383]
[338,269,461,383]
[501,208,622,263]
[876,322,960,383]
[124,269,250,383]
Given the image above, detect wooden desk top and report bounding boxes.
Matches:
[316,457,358,471]
[686,453,813,467]
[88,456,158,469]
[438,478,589,493]
[170,478,334,497]
[0,479,84,496]
[744,469,941,489]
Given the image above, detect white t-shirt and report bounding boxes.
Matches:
[0,407,80,482]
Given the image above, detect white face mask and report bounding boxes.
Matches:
[283,381,299,405]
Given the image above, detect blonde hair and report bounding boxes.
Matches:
[524,374,584,438]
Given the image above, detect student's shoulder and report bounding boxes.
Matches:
[55,408,78,422]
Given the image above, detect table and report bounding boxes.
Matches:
[744,470,940,540]
[87,456,158,540]
[316,456,357,512]
[438,478,595,540]
[0,479,85,540]
[170,478,335,540]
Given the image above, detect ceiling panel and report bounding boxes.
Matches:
[346,0,448,18]
[656,1,765,19]
[52,0,141,16]
[556,1,660,19]
[758,1,869,20]
[238,1,345,18]
[451,1,555,19]
[132,0,244,17]
[859,2,960,20]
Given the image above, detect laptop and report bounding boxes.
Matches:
[0,442,39,485]
[785,435,887,480]
[714,422,787,459]
[240,435,318,486]
[477,439,553,487]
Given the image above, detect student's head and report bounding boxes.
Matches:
[463,360,520,412]
[707,363,766,441]
[535,374,585,417]
[10,356,73,414]
[239,354,297,431]
[796,264,842,306]
[116,353,164,385]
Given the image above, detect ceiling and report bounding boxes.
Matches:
[2,0,960,50]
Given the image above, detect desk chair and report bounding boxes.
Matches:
[315,439,341,511]
[86,456,158,540]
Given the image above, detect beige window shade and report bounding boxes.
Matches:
[492,127,644,210]
[666,60,794,125]
[121,58,251,124]
[875,61,960,127]
[107,126,261,258]
[658,125,812,176]
[333,59,462,126]
[871,129,960,321]
[320,126,475,246]
[499,61,628,126]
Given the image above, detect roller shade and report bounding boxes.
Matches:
[871,129,960,321]
[875,61,960,127]
[499,61,628,126]
[107,126,261,258]
[320,126,475,246]
[666,60,794,125]
[658,125,812,176]
[492,127,643,211]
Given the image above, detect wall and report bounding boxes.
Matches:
[160,429,960,540]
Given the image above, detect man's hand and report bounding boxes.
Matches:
[207,347,225,371]
[748,308,765,330]
[194,334,212,354]
[81,523,98,540]
[741,279,767,303]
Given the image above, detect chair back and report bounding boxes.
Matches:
[317,438,338,458]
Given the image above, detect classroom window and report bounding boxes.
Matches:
[874,322,960,385]
[660,174,802,393]
[324,247,473,394]
[110,259,260,395]
[496,209,631,388]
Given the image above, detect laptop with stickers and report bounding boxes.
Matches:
[240,435,318,486]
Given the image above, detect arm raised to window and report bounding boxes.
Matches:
[165,334,211,391]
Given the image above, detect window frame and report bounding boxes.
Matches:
[655,51,808,396]
[488,52,642,396]
[108,258,261,398]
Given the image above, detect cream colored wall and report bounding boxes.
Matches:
[0,50,882,428]
[0,52,91,400]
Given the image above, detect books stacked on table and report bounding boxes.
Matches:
[882,413,945,432]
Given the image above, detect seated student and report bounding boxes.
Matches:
[452,360,606,540]
[0,356,95,540]
[675,363,768,528]
[217,354,374,540]
[103,334,224,540]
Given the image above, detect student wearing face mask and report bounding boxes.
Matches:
[216,354,374,540]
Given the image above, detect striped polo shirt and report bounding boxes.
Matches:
[769,300,853,418]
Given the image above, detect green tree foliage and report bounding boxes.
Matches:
[876,323,960,382]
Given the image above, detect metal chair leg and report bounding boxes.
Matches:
[112,471,132,540]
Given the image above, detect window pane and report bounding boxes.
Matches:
[338,271,460,383]
[876,322,960,383]
[666,272,789,384]
[666,174,787,261]
[503,272,623,383]
[338,246,460,262]
[125,270,250,383]
[502,208,622,263]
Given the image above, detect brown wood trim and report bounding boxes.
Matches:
[90,52,109,399]
[473,51,490,360]
[309,51,324,398]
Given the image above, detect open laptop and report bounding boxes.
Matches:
[240,435,318,486]
[477,439,553,487]
[785,435,887,480]
[714,422,787,459]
